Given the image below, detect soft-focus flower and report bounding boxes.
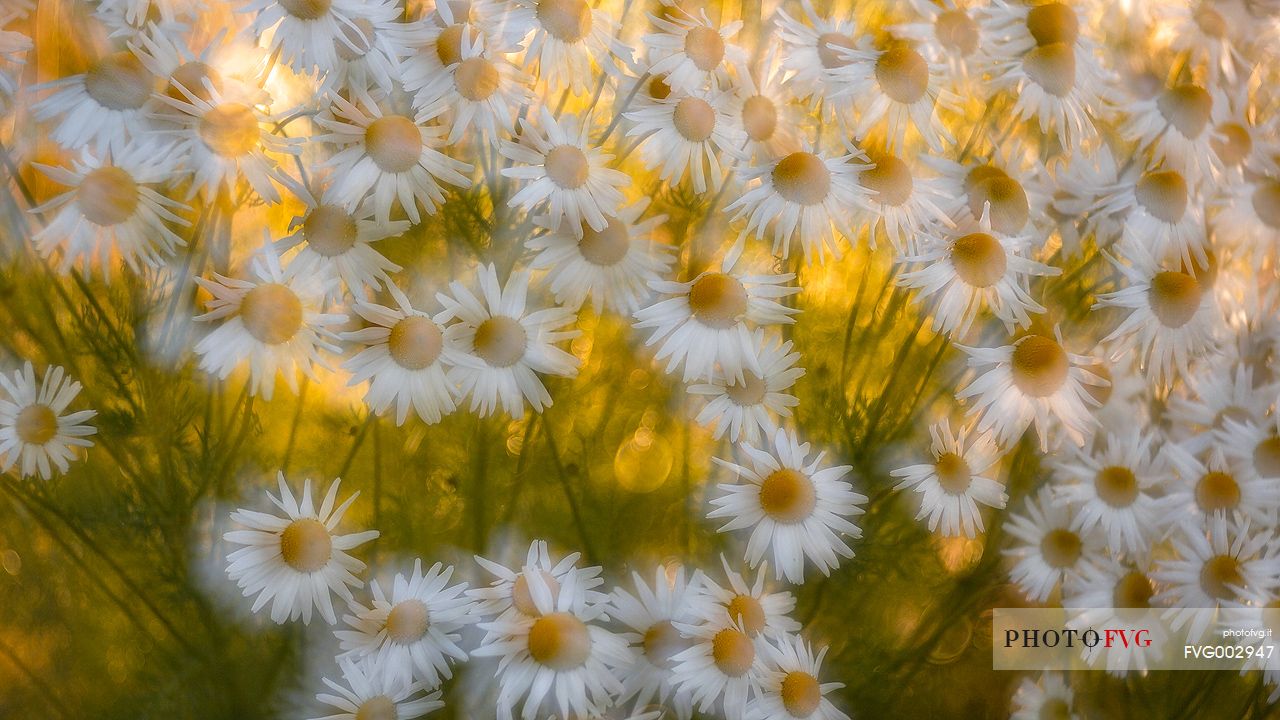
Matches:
[0,363,97,480]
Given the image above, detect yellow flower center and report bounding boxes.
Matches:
[875,46,929,104]
[512,569,560,616]
[1193,5,1227,37]
[85,51,153,111]
[527,612,592,670]
[647,75,673,100]
[1113,571,1154,622]
[1195,470,1240,513]
[1251,179,1280,230]
[935,9,979,56]
[860,153,914,207]
[1023,42,1076,97]
[968,175,1030,235]
[725,372,768,405]
[934,452,972,495]
[354,696,396,720]
[302,204,359,257]
[726,593,766,636]
[544,145,590,189]
[1157,84,1212,139]
[436,24,479,66]
[1026,2,1078,46]
[1253,437,1280,478]
[1095,465,1139,508]
[365,115,423,174]
[455,57,500,101]
[741,95,777,142]
[1147,270,1202,329]
[684,26,725,72]
[672,96,716,142]
[688,272,748,329]
[950,232,1007,288]
[385,599,430,644]
[1039,528,1082,569]
[1011,335,1070,398]
[772,152,831,206]
[642,619,689,669]
[388,317,444,370]
[536,0,591,43]
[1212,122,1252,167]
[78,166,139,227]
[711,627,755,677]
[240,283,304,345]
[280,0,331,19]
[781,670,823,718]
[1135,170,1189,223]
[15,405,58,445]
[198,103,261,158]
[577,217,630,266]
[168,60,220,102]
[1038,698,1072,720]
[816,32,856,68]
[337,17,375,60]
[759,468,817,524]
[279,518,332,573]
[1200,554,1243,601]
[472,316,527,368]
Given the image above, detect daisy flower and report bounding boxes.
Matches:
[732,45,799,161]
[1155,1,1247,83]
[30,145,190,274]
[624,87,744,193]
[1049,427,1173,555]
[1010,673,1077,720]
[633,259,800,383]
[310,655,443,720]
[315,92,473,224]
[96,0,195,39]
[341,289,461,426]
[526,197,673,315]
[32,49,156,153]
[1218,416,1280,486]
[1161,442,1280,527]
[1167,362,1273,453]
[159,81,301,203]
[500,108,629,237]
[275,200,406,295]
[890,419,1007,538]
[436,264,580,419]
[922,148,1048,237]
[828,39,959,152]
[957,331,1107,451]
[725,145,871,262]
[688,330,804,445]
[1120,82,1224,180]
[193,245,344,400]
[240,0,370,75]
[1096,167,1207,268]
[1214,174,1280,258]
[669,598,764,720]
[502,0,630,95]
[773,0,860,104]
[643,7,746,93]
[403,30,533,146]
[1065,555,1166,675]
[1155,516,1280,642]
[396,0,485,85]
[470,539,606,618]
[891,1,983,89]
[320,0,414,94]
[694,556,801,640]
[897,205,1059,337]
[223,473,379,625]
[0,363,96,480]
[709,427,866,583]
[471,569,630,720]
[746,635,849,720]
[1094,247,1220,387]
[336,558,477,687]
[1004,486,1098,603]
[609,565,700,718]
[849,147,952,253]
